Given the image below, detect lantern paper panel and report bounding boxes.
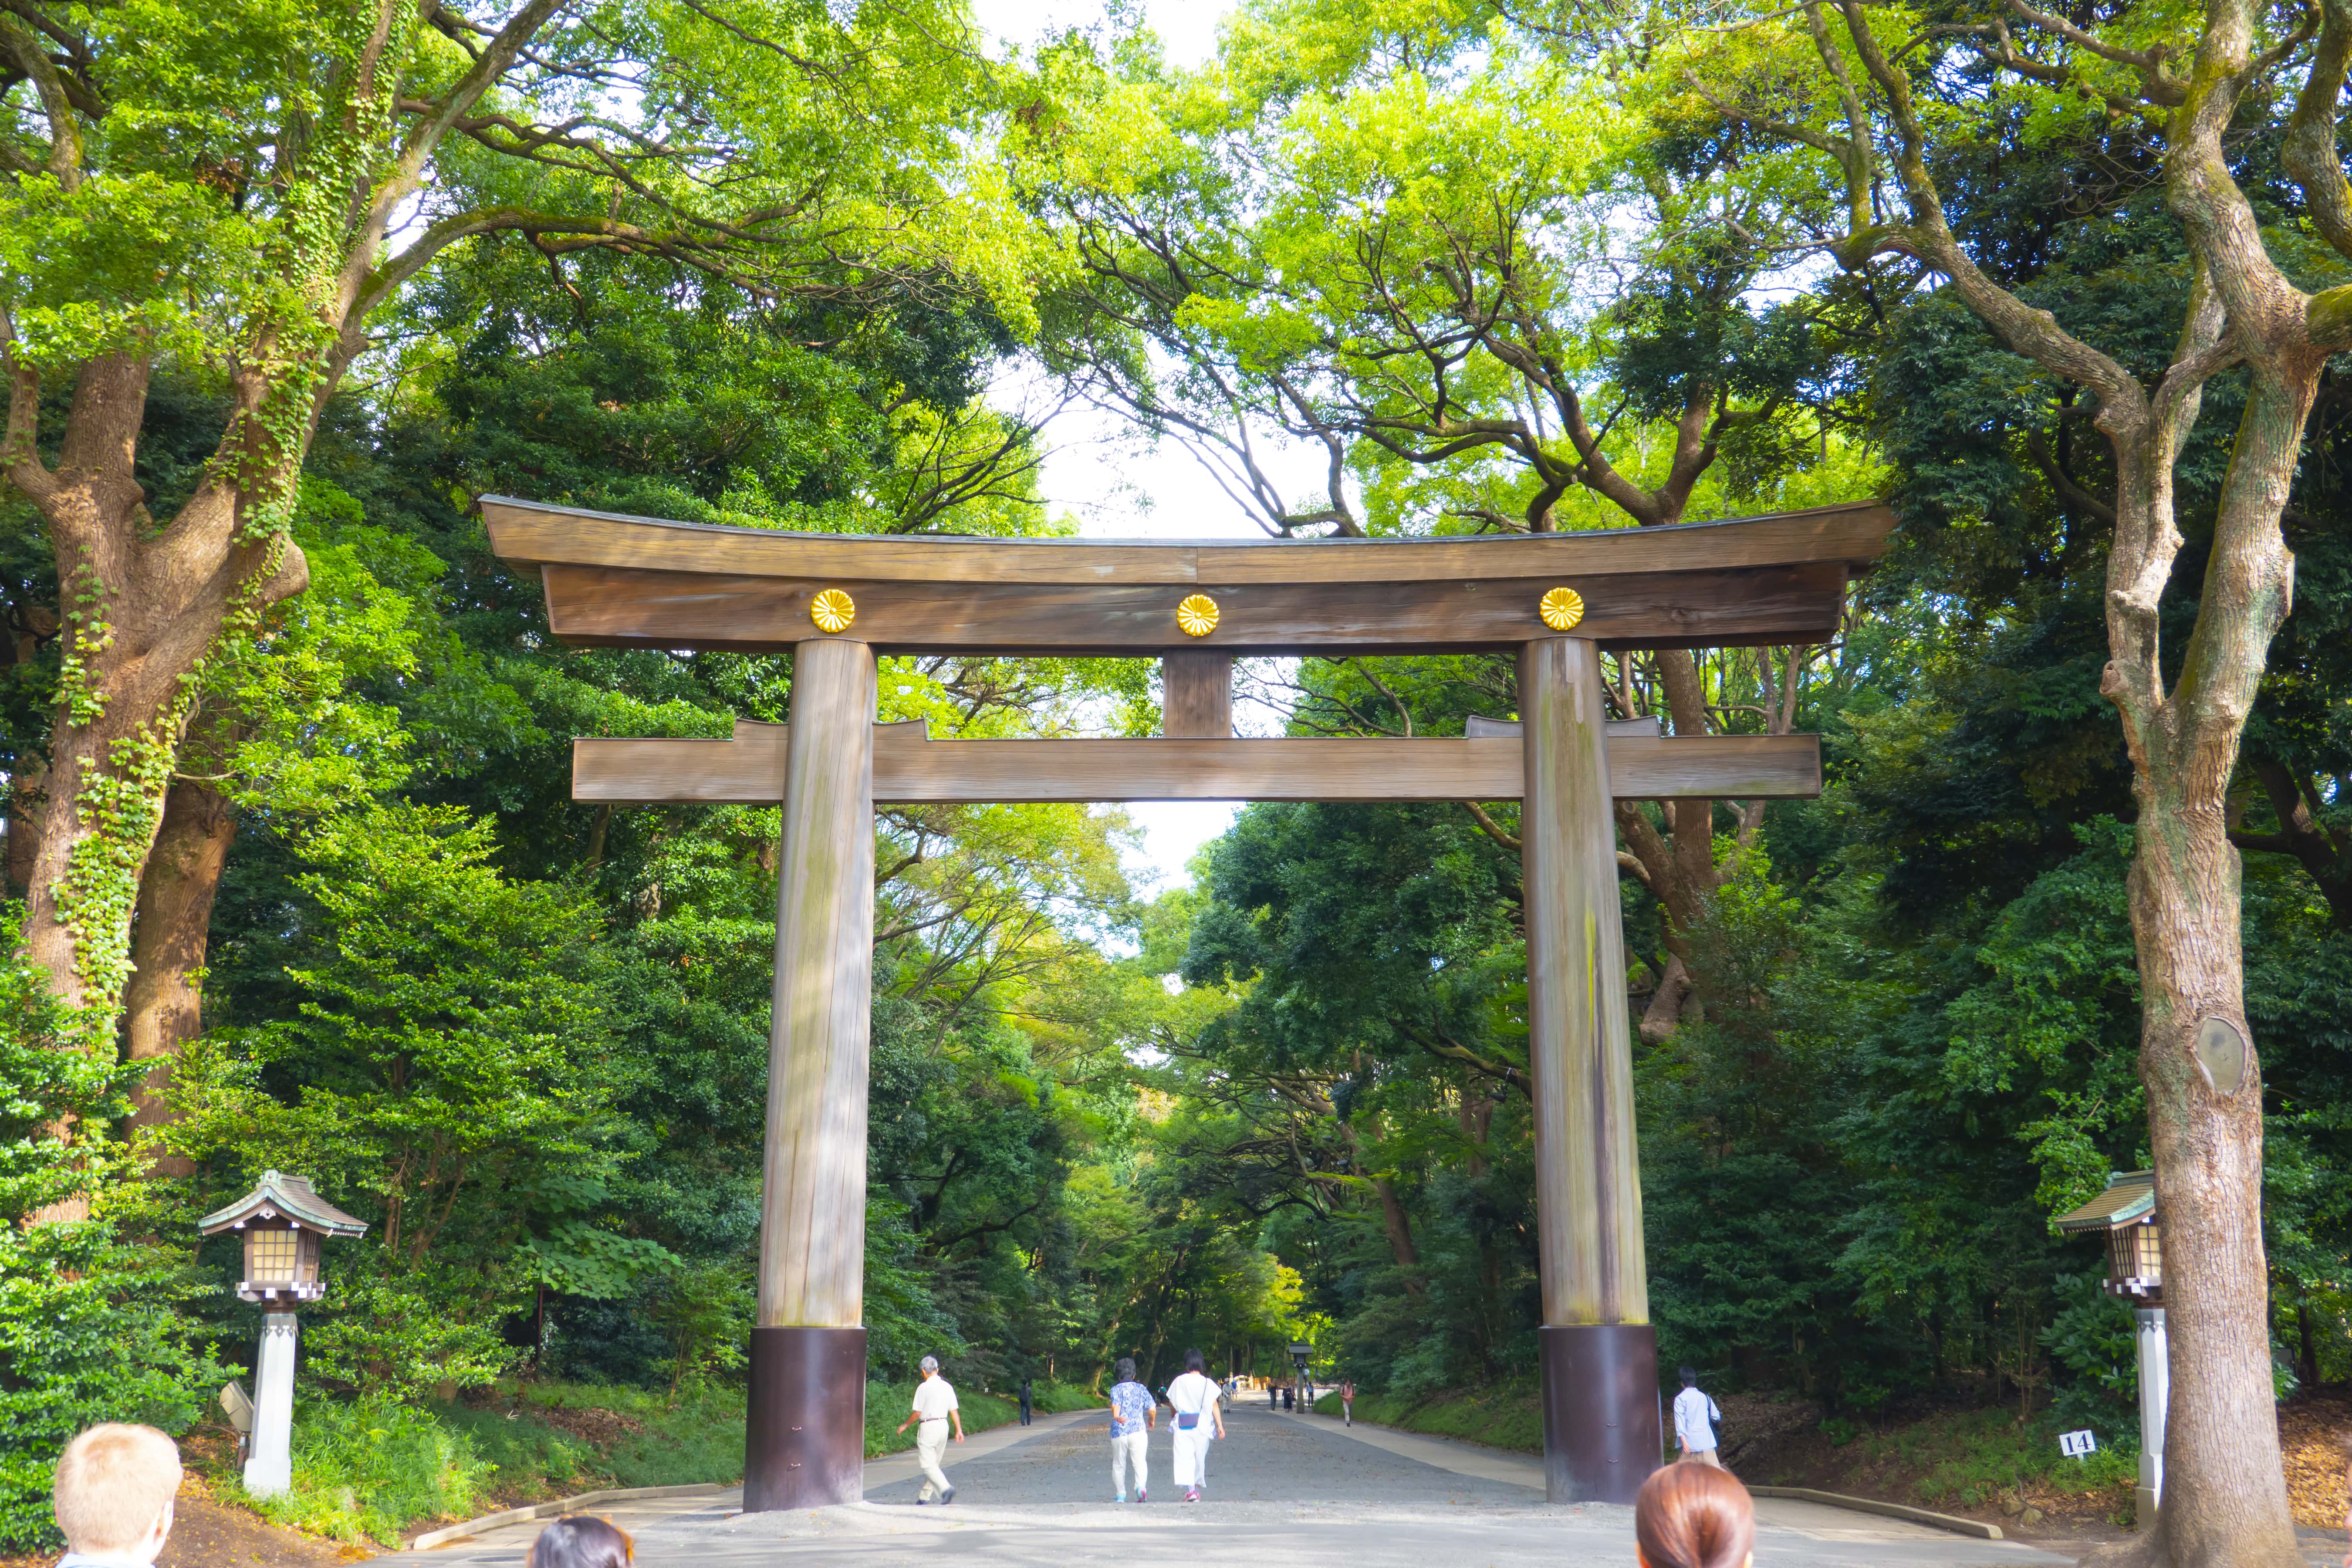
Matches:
[2105,1220,2162,1298]
[247,1224,300,1284]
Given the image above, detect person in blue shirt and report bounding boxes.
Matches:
[1105,1357,1156,1503]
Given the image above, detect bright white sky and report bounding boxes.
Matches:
[967,0,1288,894]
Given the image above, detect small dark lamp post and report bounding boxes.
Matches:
[199,1172,367,1497]
[1289,1341,1315,1410]
[2055,1170,2165,1527]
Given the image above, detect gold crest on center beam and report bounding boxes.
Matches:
[809,588,856,633]
[1538,586,1586,632]
[1176,594,1220,637]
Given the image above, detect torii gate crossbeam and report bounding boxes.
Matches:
[486,496,1894,1511]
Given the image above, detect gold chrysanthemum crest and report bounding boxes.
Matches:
[1538,586,1585,632]
[1176,594,1220,637]
[809,588,856,634]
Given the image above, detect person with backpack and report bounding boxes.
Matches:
[1166,1348,1227,1503]
[1671,1366,1724,1469]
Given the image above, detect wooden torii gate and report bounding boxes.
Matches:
[486,495,1893,1510]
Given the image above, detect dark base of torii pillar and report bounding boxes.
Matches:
[745,1327,868,1510]
[1538,1325,1662,1504]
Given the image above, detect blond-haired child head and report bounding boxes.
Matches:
[53,1424,181,1565]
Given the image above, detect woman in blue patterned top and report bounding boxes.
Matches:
[1105,1357,1156,1503]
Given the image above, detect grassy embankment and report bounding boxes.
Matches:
[209,1378,1099,1549]
[1310,1384,1544,1453]
[1308,1386,2142,1525]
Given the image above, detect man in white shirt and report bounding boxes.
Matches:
[1671,1366,1724,1469]
[895,1355,966,1503]
[51,1423,180,1568]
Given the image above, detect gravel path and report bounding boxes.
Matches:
[864,1402,1534,1507]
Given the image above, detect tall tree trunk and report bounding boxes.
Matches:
[2103,368,2311,1568]
[1372,1175,1426,1300]
[121,774,237,1176]
[6,354,307,1223]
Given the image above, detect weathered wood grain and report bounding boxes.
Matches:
[1162,652,1233,738]
[568,721,1819,803]
[485,495,1893,586]
[533,561,1849,656]
[757,640,875,1330]
[1521,637,1649,1328]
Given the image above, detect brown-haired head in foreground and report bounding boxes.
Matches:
[527,1514,634,1568]
[1635,1461,1756,1568]
[53,1424,182,1556]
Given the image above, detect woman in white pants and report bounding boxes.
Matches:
[1166,1348,1226,1503]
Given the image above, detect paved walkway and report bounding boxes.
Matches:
[399,1403,2076,1567]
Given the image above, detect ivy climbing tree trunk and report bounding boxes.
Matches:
[121,774,238,1178]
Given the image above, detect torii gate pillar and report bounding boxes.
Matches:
[744,636,876,1511]
[1521,636,1658,1504]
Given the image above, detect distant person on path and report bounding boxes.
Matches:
[1671,1367,1724,1469]
[529,1516,634,1568]
[1340,1380,1355,1426]
[1019,1376,1034,1427]
[1281,1382,1294,1411]
[51,1423,180,1568]
[1268,1379,1278,1408]
[895,1355,966,1504]
[1106,1356,1155,1503]
[1167,1347,1227,1503]
[1633,1461,1754,1568]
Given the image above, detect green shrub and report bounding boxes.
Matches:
[0,917,225,1552]
[240,1396,492,1546]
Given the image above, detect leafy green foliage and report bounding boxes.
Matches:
[0,911,224,1550]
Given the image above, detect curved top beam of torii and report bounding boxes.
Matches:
[485,494,1896,804]
[483,495,1893,659]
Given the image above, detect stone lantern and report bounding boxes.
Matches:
[199,1171,367,1497]
[2055,1169,2164,1527]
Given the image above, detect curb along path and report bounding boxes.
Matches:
[1270,1405,2008,1541]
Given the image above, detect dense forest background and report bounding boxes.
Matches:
[4,0,2351,1549]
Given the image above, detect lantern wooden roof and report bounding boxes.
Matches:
[198,1170,369,1238]
[2053,1170,2156,1233]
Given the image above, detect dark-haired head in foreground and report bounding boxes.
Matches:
[528,1515,633,1568]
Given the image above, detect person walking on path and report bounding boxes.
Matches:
[1019,1376,1034,1427]
[1106,1356,1155,1503]
[1672,1367,1724,1470]
[1634,1460,1753,1568]
[895,1355,966,1504]
[1166,1348,1226,1503]
[1339,1380,1355,1426]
